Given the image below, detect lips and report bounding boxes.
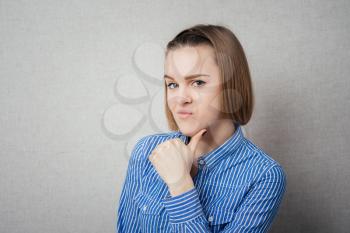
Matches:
[177,111,193,119]
[177,110,192,114]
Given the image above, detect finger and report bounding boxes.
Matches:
[162,142,170,149]
[168,138,180,144]
[149,151,157,162]
[187,129,207,154]
[157,141,170,151]
[172,138,183,145]
[170,138,184,154]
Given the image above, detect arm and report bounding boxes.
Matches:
[162,165,286,233]
[116,137,147,233]
[163,187,211,232]
[221,165,287,232]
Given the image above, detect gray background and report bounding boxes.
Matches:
[1,0,349,232]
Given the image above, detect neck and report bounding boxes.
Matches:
[192,119,236,162]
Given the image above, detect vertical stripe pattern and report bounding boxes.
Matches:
[117,123,287,232]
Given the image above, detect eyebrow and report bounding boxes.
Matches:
[163,74,210,80]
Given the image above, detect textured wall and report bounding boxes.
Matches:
[1,0,349,232]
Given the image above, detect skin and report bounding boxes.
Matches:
[149,44,236,197]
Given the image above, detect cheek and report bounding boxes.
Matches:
[166,94,176,110]
[198,88,221,107]
[197,93,222,117]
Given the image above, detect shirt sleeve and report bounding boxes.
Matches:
[163,187,211,232]
[162,165,287,233]
[116,137,147,233]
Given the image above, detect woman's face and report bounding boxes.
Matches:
[164,45,223,137]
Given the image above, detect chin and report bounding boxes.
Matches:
[178,125,200,137]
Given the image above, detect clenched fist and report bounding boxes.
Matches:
[148,129,207,196]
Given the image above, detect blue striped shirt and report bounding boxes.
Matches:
[117,123,287,232]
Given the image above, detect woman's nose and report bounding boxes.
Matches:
[176,88,192,104]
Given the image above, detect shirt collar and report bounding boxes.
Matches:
[174,122,244,170]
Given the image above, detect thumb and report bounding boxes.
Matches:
[187,129,207,154]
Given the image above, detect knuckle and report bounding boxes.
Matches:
[171,138,179,143]
[174,138,183,144]
[150,151,157,159]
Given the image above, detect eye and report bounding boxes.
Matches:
[167,82,178,89]
[193,80,206,87]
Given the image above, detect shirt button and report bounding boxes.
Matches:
[142,205,147,211]
[199,159,205,165]
[208,216,214,222]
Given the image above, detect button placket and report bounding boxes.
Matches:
[198,159,206,170]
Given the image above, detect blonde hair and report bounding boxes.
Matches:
[164,24,254,131]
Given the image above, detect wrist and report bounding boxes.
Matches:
[167,174,194,197]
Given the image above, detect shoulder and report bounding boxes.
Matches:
[240,137,287,184]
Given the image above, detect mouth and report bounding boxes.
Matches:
[177,112,193,119]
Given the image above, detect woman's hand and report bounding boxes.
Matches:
[148,129,207,196]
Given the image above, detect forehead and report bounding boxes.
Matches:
[164,45,217,77]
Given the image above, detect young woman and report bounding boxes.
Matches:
[117,24,286,233]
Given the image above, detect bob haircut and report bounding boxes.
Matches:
[164,24,254,131]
